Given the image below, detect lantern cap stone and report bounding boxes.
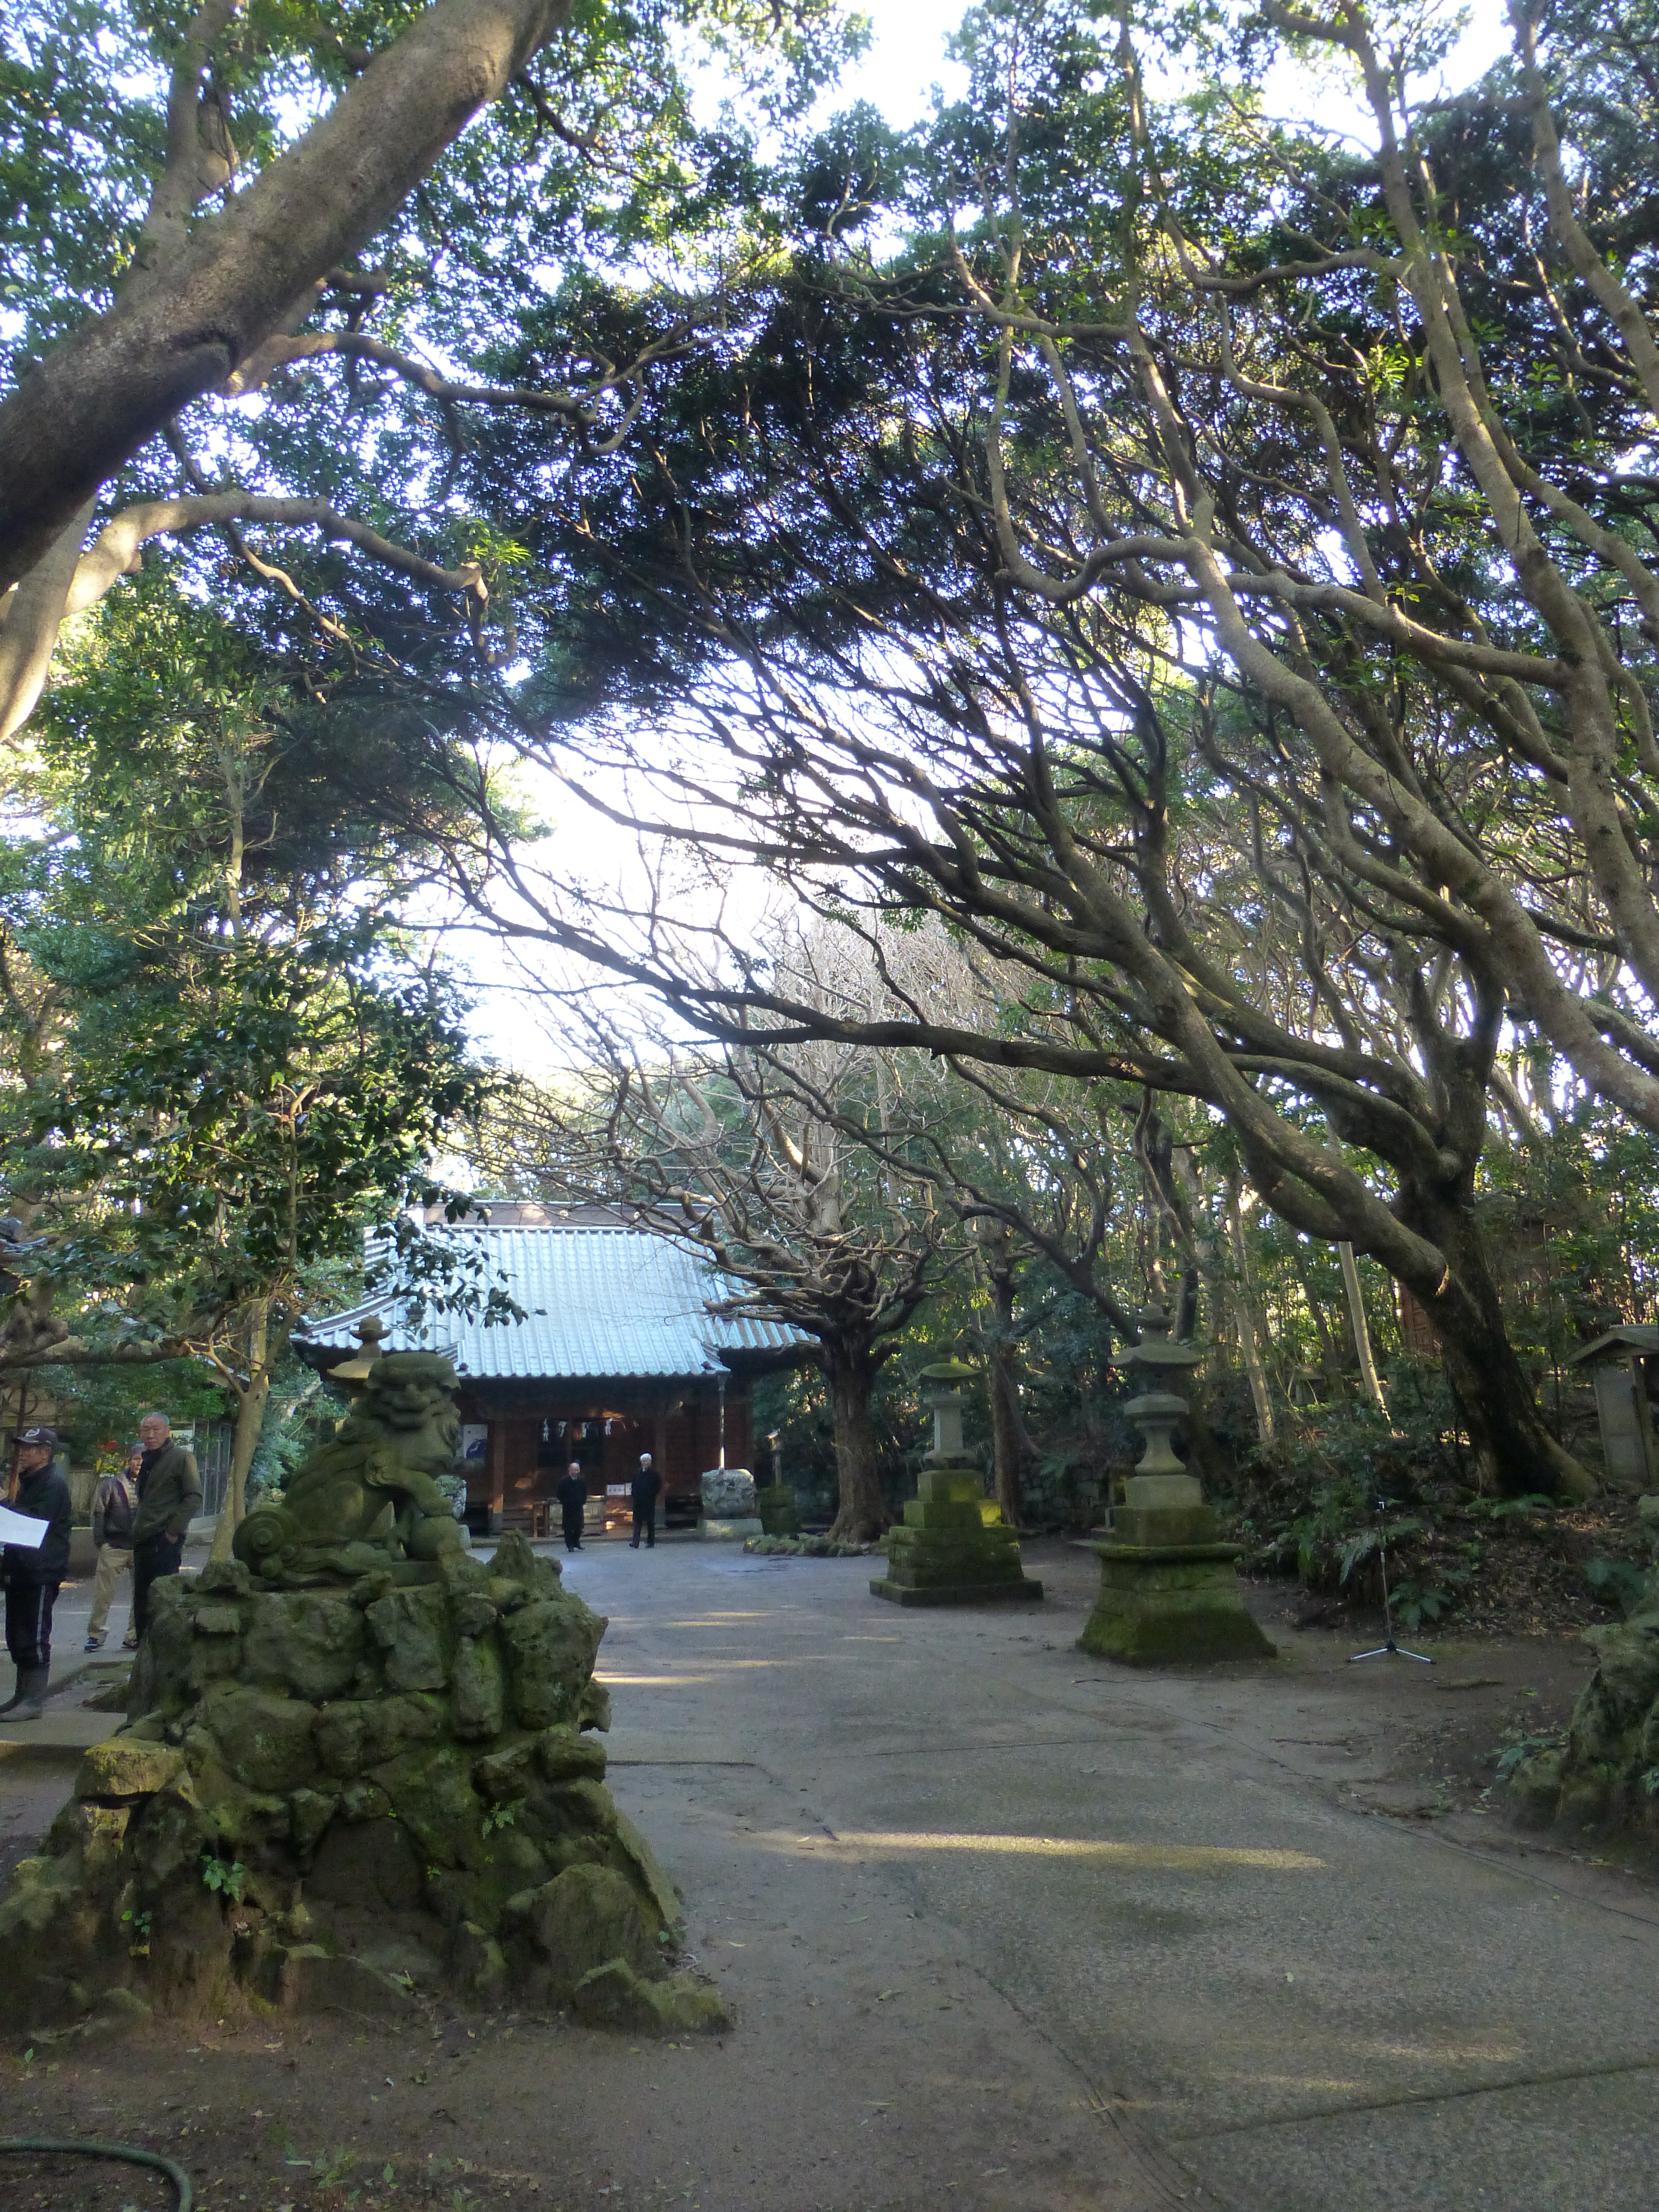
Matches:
[325,1313,388,1387]
[918,1358,977,1385]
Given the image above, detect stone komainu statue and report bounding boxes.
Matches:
[234,1350,471,1585]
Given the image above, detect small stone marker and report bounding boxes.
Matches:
[870,1360,1043,1607]
[699,1467,763,1542]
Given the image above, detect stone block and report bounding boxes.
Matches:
[472,1739,536,1801]
[1110,1504,1219,1548]
[700,1467,756,1519]
[755,1484,801,1537]
[197,1560,252,1598]
[74,1740,186,1802]
[449,1920,508,2004]
[915,1470,986,1505]
[519,1777,618,1854]
[46,1800,131,1879]
[529,1863,660,1990]
[451,1631,505,1740]
[500,1598,603,1729]
[277,1946,416,2015]
[900,1498,984,1530]
[306,1815,424,1912]
[289,1787,338,1862]
[364,1586,451,1693]
[313,1692,443,1779]
[700,1517,763,1542]
[537,1727,608,1784]
[192,1604,244,1637]
[243,1590,368,1701]
[869,1576,1045,1606]
[1078,1543,1276,1665]
[374,1746,484,1866]
[199,1686,321,1793]
[571,1958,729,2034]
[612,1810,682,1929]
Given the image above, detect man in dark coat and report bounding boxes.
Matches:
[629,1451,662,1550]
[130,1411,201,1644]
[557,1460,588,1552]
[1,1424,72,1719]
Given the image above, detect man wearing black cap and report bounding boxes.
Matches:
[1,1426,71,1720]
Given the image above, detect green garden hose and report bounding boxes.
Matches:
[0,2137,193,2208]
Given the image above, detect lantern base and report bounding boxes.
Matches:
[1078,1539,1275,1665]
[869,1575,1045,1606]
[871,1466,1044,1607]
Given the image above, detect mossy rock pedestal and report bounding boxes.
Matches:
[0,1345,729,2041]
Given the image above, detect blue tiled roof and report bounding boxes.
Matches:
[297,1225,803,1381]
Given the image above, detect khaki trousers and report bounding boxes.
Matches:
[87,1543,133,1639]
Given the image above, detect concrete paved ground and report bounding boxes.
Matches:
[4,1532,1655,2209]
[561,1533,1659,2212]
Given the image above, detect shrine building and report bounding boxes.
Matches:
[295,1203,805,1535]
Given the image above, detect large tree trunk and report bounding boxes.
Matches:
[823,1331,884,1543]
[209,1302,271,1562]
[0,0,570,589]
[1394,1192,1593,1501]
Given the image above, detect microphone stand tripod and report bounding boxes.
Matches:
[1350,1497,1432,1664]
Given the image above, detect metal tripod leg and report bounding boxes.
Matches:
[1349,1522,1433,1664]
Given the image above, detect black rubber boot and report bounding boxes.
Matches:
[6,1664,48,1720]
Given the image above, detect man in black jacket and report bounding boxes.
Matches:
[130,1411,201,1644]
[629,1451,662,1550]
[557,1460,588,1553]
[1,1424,71,1720]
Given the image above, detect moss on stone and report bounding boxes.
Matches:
[0,1534,715,2037]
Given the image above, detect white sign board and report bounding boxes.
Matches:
[460,1424,488,1465]
[0,1505,48,1549]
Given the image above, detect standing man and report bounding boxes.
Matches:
[84,1442,141,1650]
[1,1425,71,1719]
[130,1412,200,1646]
[629,1451,661,1550]
[557,1460,588,1553]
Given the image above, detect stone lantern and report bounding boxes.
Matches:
[1078,1308,1274,1663]
[871,1358,1043,1607]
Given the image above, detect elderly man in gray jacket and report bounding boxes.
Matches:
[130,1412,201,1645]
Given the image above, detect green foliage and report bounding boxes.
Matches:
[200,1852,247,1902]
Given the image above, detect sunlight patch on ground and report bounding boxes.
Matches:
[595,1673,716,1687]
[662,1613,781,1625]
[751,1830,1326,1870]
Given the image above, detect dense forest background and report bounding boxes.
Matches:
[6,0,1659,1623]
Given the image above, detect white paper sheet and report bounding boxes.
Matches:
[0,1504,48,1549]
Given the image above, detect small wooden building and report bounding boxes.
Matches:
[1569,1325,1659,1491]
[295,1205,804,1533]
